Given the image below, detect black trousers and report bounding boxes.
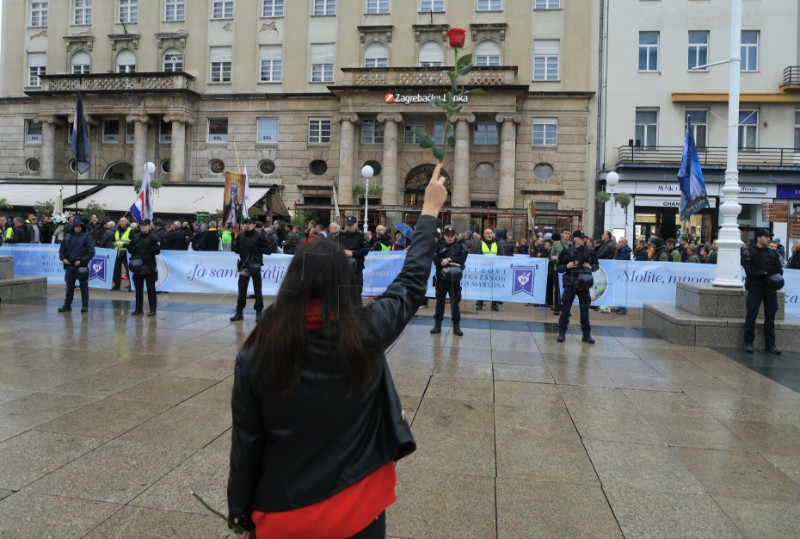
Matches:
[434,277,462,323]
[744,284,778,347]
[64,265,88,307]
[558,285,592,335]
[112,251,129,288]
[236,270,263,313]
[349,512,386,539]
[132,271,157,312]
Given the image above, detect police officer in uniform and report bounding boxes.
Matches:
[111,217,132,291]
[337,216,370,296]
[431,225,468,336]
[128,218,161,317]
[231,217,270,321]
[742,229,783,354]
[556,231,599,343]
[57,217,95,313]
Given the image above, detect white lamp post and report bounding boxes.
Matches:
[361,164,374,236]
[606,171,619,233]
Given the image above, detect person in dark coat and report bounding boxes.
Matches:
[98,221,116,249]
[4,217,28,244]
[128,219,161,316]
[226,163,448,538]
[742,229,784,354]
[787,241,800,270]
[335,216,370,296]
[556,231,599,343]
[164,221,188,250]
[57,217,95,313]
[231,217,271,321]
[430,225,468,336]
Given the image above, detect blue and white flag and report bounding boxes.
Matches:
[130,163,154,222]
[678,118,710,221]
[70,94,90,174]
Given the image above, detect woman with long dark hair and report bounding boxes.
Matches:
[228,164,448,539]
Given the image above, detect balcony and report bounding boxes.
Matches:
[616,145,800,170]
[339,66,519,87]
[27,72,196,96]
[781,66,800,93]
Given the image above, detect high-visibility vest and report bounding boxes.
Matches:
[379,242,389,252]
[481,241,498,256]
[221,229,233,245]
[114,228,131,252]
[3,227,11,240]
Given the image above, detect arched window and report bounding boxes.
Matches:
[163,48,183,72]
[475,40,501,66]
[364,42,388,68]
[116,49,136,73]
[419,41,443,67]
[71,51,91,75]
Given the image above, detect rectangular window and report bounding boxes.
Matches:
[310,44,335,82]
[25,120,42,144]
[125,121,134,144]
[366,0,389,14]
[259,45,282,82]
[688,31,708,71]
[741,31,759,72]
[361,120,384,144]
[474,122,498,145]
[73,63,90,75]
[795,111,800,151]
[532,118,558,146]
[257,117,279,143]
[207,118,229,143]
[212,0,234,19]
[31,1,48,27]
[159,119,172,143]
[433,122,445,145]
[103,119,121,144]
[686,110,707,149]
[73,0,92,24]
[404,124,423,144]
[365,57,388,68]
[635,109,658,149]
[534,0,559,9]
[639,32,659,71]
[163,51,183,72]
[165,0,185,21]
[476,0,501,11]
[313,0,336,15]
[533,40,559,81]
[119,0,138,23]
[262,0,283,16]
[308,118,331,144]
[210,46,232,83]
[738,110,758,150]
[27,53,46,87]
[420,0,444,11]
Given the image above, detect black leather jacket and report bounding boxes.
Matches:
[434,239,468,281]
[337,230,370,273]
[742,245,783,285]
[227,215,437,528]
[128,230,161,268]
[557,244,599,286]
[234,229,270,266]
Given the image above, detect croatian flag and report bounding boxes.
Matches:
[130,163,154,222]
[243,164,252,216]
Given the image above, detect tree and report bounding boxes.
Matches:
[82,200,109,222]
[33,199,54,217]
[0,198,13,210]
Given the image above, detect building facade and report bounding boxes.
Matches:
[0,0,599,233]
[600,0,800,243]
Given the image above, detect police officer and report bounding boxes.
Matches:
[231,217,270,321]
[742,229,783,354]
[336,216,370,296]
[556,231,599,344]
[57,217,95,313]
[128,218,161,317]
[111,217,132,291]
[431,225,468,336]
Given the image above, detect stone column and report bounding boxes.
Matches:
[496,114,521,230]
[377,113,402,223]
[451,113,475,232]
[126,115,149,180]
[164,113,192,182]
[337,114,359,206]
[36,116,58,179]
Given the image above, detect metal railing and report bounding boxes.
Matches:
[783,66,800,86]
[616,145,800,168]
[31,72,195,93]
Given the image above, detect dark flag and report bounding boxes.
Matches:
[71,93,90,174]
[677,118,710,221]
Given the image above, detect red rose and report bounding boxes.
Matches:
[447,28,466,49]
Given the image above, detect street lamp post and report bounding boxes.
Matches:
[606,171,619,234]
[361,164,374,236]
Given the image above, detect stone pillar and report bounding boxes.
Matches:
[451,113,475,232]
[36,116,57,179]
[126,115,149,180]
[496,114,521,230]
[164,113,193,182]
[377,113,402,223]
[337,114,359,206]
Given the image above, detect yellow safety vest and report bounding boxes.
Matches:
[3,227,11,239]
[379,242,389,252]
[114,228,131,252]
[481,241,498,256]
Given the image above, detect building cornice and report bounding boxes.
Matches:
[672,93,800,103]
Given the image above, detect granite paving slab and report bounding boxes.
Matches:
[84,506,223,539]
[0,491,121,539]
[713,497,800,539]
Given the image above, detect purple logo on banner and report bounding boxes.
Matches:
[89,255,108,281]
[512,266,535,296]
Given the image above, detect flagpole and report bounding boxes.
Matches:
[713,0,743,287]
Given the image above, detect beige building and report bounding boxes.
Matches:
[1,0,599,233]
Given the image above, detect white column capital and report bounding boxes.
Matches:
[450,113,476,125]
[376,113,403,124]
[335,113,360,124]
[495,113,521,124]
[34,115,63,126]
[126,114,150,124]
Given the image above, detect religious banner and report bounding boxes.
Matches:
[223,171,246,227]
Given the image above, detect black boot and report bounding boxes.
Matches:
[430,323,442,334]
[556,332,566,342]
[452,322,463,336]
[229,311,244,321]
[582,334,595,344]
[255,310,263,321]
[58,305,72,313]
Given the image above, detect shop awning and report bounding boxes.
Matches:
[248,185,290,218]
[77,185,273,215]
[0,182,99,208]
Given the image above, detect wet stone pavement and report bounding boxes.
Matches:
[1,293,799,538]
